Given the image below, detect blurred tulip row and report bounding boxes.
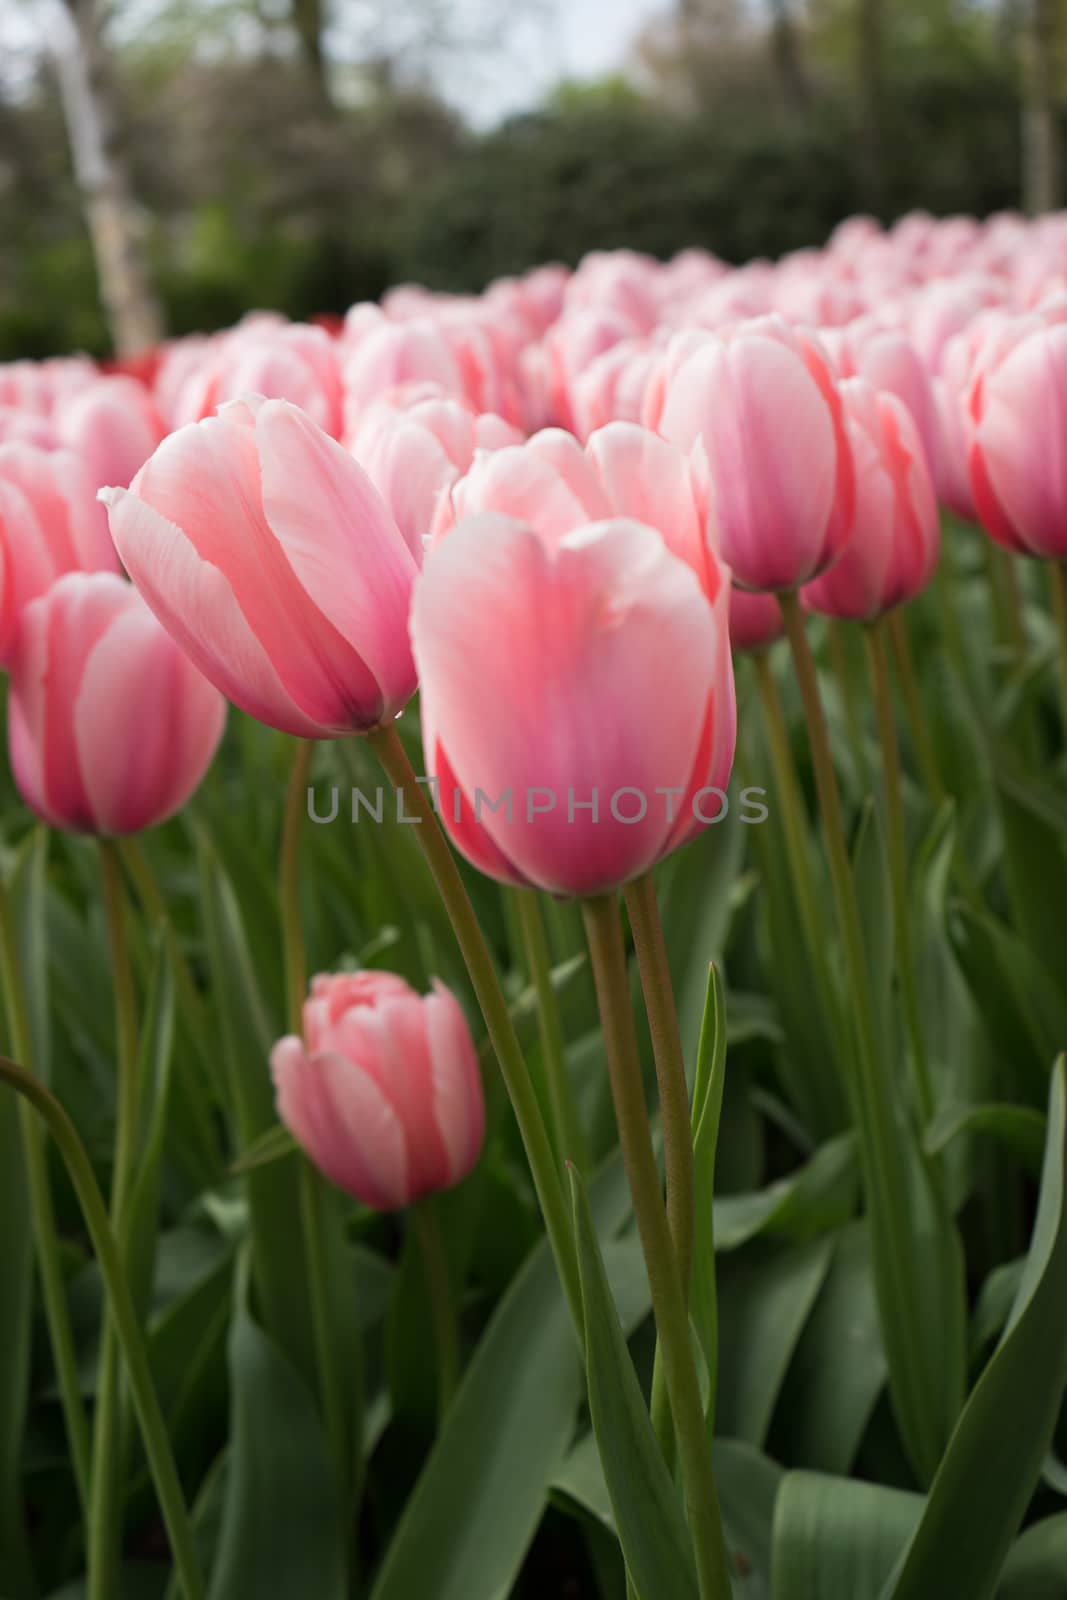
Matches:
[0,207,1066,1600]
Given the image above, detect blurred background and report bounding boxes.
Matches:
[0,0,1061,359]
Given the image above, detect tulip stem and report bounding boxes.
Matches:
[864,620,935,1126]
[0,1053,205,1600]
[581,894,733,1600]
[886,611,946,805]
[0,877,92,1515]
[623,872,694,1295]
[514,888,589,1172]
[826,618,871,793]
[752,650,848,1135]
[1052,562,1067,745]
[367,723,583,1341]
[88,838,141,1600]
[281,738,350,1493]
[412,1201,458,1421]
[780,589,955,1482]
[984,542,1027,659]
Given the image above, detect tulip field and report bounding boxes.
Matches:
[3,211,1067,1600]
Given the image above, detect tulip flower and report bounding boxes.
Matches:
[729,586,784,653]
[347,388,521,559]
[0,443,119,666]
[165,321,344,439]
[652,318,855,592]
[802,381,939,621]
[103,397,419,737]
[56,374,166,491]
[271,971,485,1210]
[968,321,1067,560]
[411,511,735,896]
[7,571,225,835]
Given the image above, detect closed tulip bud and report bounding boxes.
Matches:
[271,972,485,1210]
[103,397,419,737]
[8,572,225,835]
[411,510,735,897]
[968,322,1067,560]
[728,587,784,654]
[0,443,119,667]
[801,381,940,622]
[654,317,855,592]
[56,375,166,491]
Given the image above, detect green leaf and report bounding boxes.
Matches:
[197,838,314,1384]
[772,1473,921,1600]
[883,1056,1067,1600]
[207,1258,347,1600]
[774,1221,887,1475]
[716,1236,835,1446]
[230,1123,298,1176]
[659,813,747,1071]
[0,1083,31,1596]
[997,1514,1067,1598]
[714,1134,859,1252]
[923,1103,1047,1179]
[691,964,727,1419]
[370,1152,636,1600]
[997,776,1067,993]
[124,937,176,1319]
[569,1163,699,1600]
[949,905,1066,1100]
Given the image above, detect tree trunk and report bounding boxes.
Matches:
[290,0,332,104]
[855,0,887,214]
[52,0,164,356]
[1021,0,1061,214]
[767,0,810,110]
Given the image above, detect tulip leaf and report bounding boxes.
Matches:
[569,1163,699,1600]
[772,1472,922,1600]
[713,1133,859,1252]
[230,1122,299,1175]
[691,963,727,1420]
[997,1514,1067,1598]
[881,1056,1067,1600]
[370,1151,638,1600]
[922,1102,1047,1178]
[123,935,176,1319]
[949,904,1066,1100]
[207,1257,347,1600]
[996,775,1067,993]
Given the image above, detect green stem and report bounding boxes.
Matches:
[985,541,1027,659]
[1051,562,1067,744]
[864,621,935,1126]
[0,1055,205,1600]
[622,873,694,1296]
[280,739,349,1490]
[581,895,732,1600]
[0,881,92,1514]
[367,724,583,1339]
[886,611,946,806]
[88,839,142,1600]
[779,590,947,1481]
[827,618,871,792]
[753,651,848,1133]
[412,1202,458,1421]
[513,889,589,1172]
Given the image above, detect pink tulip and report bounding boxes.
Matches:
[347,388,522,559]
[822,319,941,482]
[167,323,344,439]
[103,397,419,737]
[0,443,119,666]
[968,321,1067,559]
[56,375,166,490]
[654,318,855,592]
[8,572,225,835]
[802,381,940,621]
[729,587,784,653]
[411,511,736,896]
[271,971,484,1210]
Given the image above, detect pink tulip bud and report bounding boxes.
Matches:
[271,972,485,1210]
[801,381,939,621]
[411,511,736,896]
[0,443,120,667]
[968,321,1067,560]
[103,397,419,737]
[56,375,166,491]
[728,587,784,654]
[8,572,225,835]
[347,388,521,560]
[654,318,855,592]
